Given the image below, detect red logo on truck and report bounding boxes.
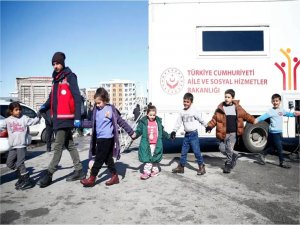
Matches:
[275,48,300,90]
[160,68,184,95]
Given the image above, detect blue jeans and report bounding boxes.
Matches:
[263,132,284,163]
[180,130,204,166]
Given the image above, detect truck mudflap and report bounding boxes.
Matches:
[242,121,269,153]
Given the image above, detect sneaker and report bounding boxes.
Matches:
[230,153,239,169]
[257,154,266,165]
[150,171,159,177]
[140,173,150,180]
[279,161,291,169]
[223,164,231,173]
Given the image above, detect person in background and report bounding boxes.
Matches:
[255,93,300,168]
[37,52,85,188]
[133,104,141,121]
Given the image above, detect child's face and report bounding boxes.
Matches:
[147,110,156,121]
[224,94,234,105]
[11,108,21,118]
[271,97,281,108]
[183,98,192,110]
[94,97,106,109]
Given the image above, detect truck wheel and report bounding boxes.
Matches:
[242,121,269,153]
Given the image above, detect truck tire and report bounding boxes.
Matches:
[242,121,269,153]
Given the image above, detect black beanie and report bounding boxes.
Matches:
[52,52,66,67]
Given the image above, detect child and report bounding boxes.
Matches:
[1,102,41,190]
[206,89,255,173]
[171,93,207,175]
[134,105,170,180]
[80,87,135,187]
[255,93,300,168]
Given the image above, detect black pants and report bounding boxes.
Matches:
[91,138,116,176]
[45,124,53,150]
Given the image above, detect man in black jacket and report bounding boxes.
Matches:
[37,52,85,188]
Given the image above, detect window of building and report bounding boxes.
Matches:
[196,26,269,56]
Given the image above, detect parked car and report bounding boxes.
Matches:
[0,100,46,155]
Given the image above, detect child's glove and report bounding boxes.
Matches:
[205,127,212,133]
[170,131,176,139]
[74,120,81,128]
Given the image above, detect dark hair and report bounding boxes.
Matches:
[271,93,281,101]
[94,87,110,102]
[225,89,235,98]
[183,93,193,102]
[147,105,157,114]
[8,102,22,116]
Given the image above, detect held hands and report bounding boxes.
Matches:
[74,120,81,128]
[131,132,137,140]
[170,131,176,140]
[36,111,42,119]
[205,127,212,133]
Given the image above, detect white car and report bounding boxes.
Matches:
[0,100,46,155]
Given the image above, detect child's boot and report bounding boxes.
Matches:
[279,161,291,169]
[223,163,231,173]
[230,153,239,169]
[17,173,33,190]
[80,175,96,187]
[172,164,184,173]
[197,164,206,175]
[105,173,119,186]
[15,170,23,188]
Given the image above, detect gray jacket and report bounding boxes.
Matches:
[2,115,40,148]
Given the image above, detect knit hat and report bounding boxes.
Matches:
[52,52,66,67]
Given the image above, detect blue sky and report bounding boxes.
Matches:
[0,1,148,97]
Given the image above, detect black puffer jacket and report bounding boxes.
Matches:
[44,67,81,130]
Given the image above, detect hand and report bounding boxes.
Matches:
[36,111,42,119]
[205,127,212,133]
[170,131,176,140]
[131,132,136,140]
[74,120,81,128]
[39,104,47,112]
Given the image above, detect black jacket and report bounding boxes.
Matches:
[44,67,81,130]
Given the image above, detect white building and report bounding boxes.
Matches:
[99,79,136,113]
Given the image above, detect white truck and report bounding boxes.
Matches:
[148,0,300,152]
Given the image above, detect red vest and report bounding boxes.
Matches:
[51,76,75,119]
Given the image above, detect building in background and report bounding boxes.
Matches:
[99,79,136,113]
[86,87,97,107]
[16,77,52,111]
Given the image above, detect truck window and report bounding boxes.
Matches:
[196,26,269,56]
[202,31,264,51]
